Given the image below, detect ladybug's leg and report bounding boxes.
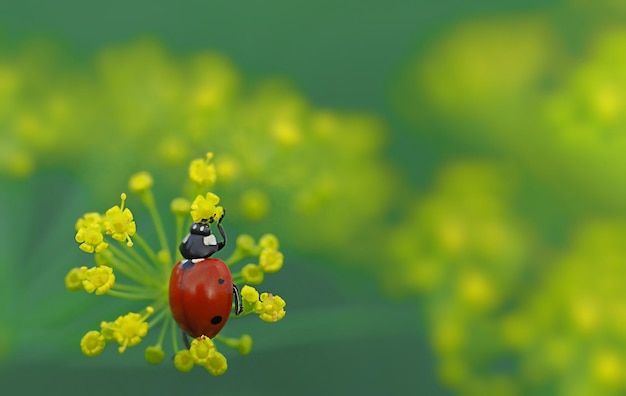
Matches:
[182,331,191,349]
[233,285,243,316]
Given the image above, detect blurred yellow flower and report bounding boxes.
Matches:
[64,267,85,291]
[128,171,154,194]
[259,248,283,273]
[189,152,216,187]
[241,264,264,284]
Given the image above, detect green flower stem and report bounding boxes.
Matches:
[154,297,168,313]
[148,305,169,330]
[112,283,152,293]
[140,189,171,263]
[154,311,170,347]
[119,241,160,280]
[231,273,244,284]
[174,214,185,261]
[106,244,156,286]
[193,185,203,200]
[170,316,180,352]
[214,335,239,349]
[132,232,159,267]
[225,250,252,266]
[106,289,156,300]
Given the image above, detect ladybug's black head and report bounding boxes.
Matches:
[189,219,212,236]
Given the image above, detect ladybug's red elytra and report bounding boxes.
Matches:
[169,210,242,343]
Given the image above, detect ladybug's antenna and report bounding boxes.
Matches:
[216,216,226,251]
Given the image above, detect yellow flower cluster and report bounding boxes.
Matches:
[0,39,391,272]
[241,285,287,323]
[231,233,284,286]
[103,193,136,247]
[385,163,532,392]
[74,213,108,253]
[220,230,287,323]
[174,336,228,376]
[394,18,626,390]
[73,195,136,254]
[391,8,626,393]
[403,13,626,212]
[67,152,286,375]
[80,307,153,356]
[80,266,115,295]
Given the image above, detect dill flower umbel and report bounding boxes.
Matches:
[66,152,287,374]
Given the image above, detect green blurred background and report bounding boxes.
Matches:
[2,0,626,395]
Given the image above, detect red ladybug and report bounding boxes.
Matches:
[169,213,242,341]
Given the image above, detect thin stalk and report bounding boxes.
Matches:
[132,232,159,265]
[174,214,185,262]
[106,244,155,286]
[171,316,180,352]
[225,250,250,266]
[154,312,170,347]
[148,306,169,330]
[112,283,152,293]
[119,240,160,280]
[140,189,171,262]
[214,334,238,349]
[106,289,156,300]
[231,273,244,284]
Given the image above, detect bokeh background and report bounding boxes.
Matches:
[2,1,626,395]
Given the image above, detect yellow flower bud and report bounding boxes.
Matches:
[145,345,165,364]
[236,234,258,255]
[238,334,253,355]
[242,264,264,285]
[259,248,283,273]
[128,171,153,194]
[80,331,105,357]
[258,293,286,323]
[259,234,279,250]
[241,285,259,303]
[241,285,260,313]
[170,197,191,216]
[65,267,85,291]
[189,335,215,365]
[205,350,228,376]
[174,350,194,372]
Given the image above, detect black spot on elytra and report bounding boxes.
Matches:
[217,278,225,284]
[210,315,223,325]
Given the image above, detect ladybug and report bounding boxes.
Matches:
[169,210,242,343]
